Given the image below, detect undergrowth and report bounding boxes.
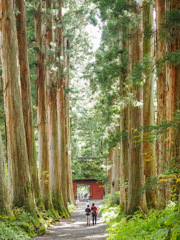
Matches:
[99,195,180,240]
[68,203,76,213]
[0,207,59,240]
[0,202,76,240]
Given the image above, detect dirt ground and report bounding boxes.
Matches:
[33,199,108,240]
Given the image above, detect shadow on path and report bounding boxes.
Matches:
[33,199,108,240]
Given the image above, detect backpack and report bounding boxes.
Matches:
[85,208,91,216]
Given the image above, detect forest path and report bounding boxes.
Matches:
[33,199,108,240]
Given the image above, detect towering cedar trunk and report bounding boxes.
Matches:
[156,0,169,208]
[46,0,66,215]
[107,150,113,194]
[114,147,120,192]
[1,0,36,213]
[104,156,109,194]
[111,149,116,194]
[119,30,128,211]
[56,0,69,210]
[143,1,157,208]
[169,0,180,200]
[120,104,128,211]
[111,147,120,204]
[65,39,74,203]
[126,6,147,215]
[0,130,10,215]
[35,0,51,210]
[111,147,120,196]
[15,0,41,205]
[0,2,10,216]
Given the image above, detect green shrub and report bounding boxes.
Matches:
[0,208,48,240]
[100,200,180,240]
[0,222,30,240]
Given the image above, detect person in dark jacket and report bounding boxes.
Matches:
[91,203,98,225]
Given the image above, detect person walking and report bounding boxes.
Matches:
[91,203,98,225]
[86,199,89,207]
[85,205,91,225]
[84,192,88,199]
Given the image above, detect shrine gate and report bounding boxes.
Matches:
[73,179,104,199]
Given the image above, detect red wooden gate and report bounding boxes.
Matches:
[73,180,104,199]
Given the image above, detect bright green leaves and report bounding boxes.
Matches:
[101,197,180,240]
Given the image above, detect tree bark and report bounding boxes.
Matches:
[156,0,169,208]
[143,1,157,208]
[65,39,74,203]
[120,106,128,211]
[114,147,120,192]
[16,0,41,206]
[46,0,67,215]
[35,0,51,210]
[111,149,116,194]
[107,151,113,194]
[0,130,10,215]
[126,6,147,214]
[119,30,128,212]
[169,0,180,201]
[56,0,69,211]
[1,0,36,213]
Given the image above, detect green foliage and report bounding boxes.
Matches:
[72,158,106,181]
[144,25,154,40]
[68,203,76,213]
[159,8,180,44]
[89,9,98,26]
[0,221,30,240]
[0,212,43,239]
[165,8,180,27]
[100,200,180,240]
[162,50,180,66]
[128,55,154,86]
[0,206,58,240]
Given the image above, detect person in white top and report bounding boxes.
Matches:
[86,199,89,207]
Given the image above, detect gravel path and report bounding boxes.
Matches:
[33,200,108,240]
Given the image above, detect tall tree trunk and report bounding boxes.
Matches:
[119,30,128,212]
[65,39,74,203]
[15,0,41,206]
[114,147,120,192]
[107,151,113,194]
[104,156,109,194]
[0,130,10,215]
[126,6,147,214]
[1,0,36,213]
[156,0,169,208]
[46,0,67,215]
[120,105,128,211]
[56,0,69,211]
[58,53,69,210]
[35,0,51,210]
[143,1,157,208]
[111,147,120,204]
[169,0,180,201]
[111,149,116,195]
